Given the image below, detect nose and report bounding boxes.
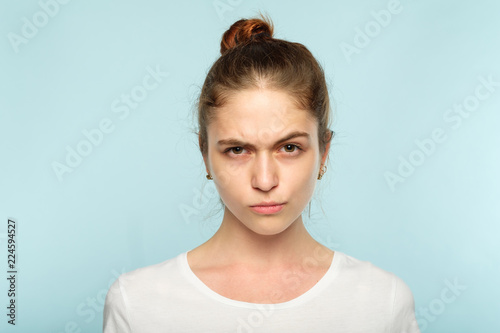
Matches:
[251,152,278,192]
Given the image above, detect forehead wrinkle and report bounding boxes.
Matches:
[208,88,318,148]
[216,130,311,150]
[211,111,317,149]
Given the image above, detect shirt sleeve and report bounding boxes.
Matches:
[103,277,132,333]
[390,276,421,333]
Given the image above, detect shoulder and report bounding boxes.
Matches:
[334,252,419,331]
[103,253,188,332]
[338,252,404,284]
[107,252,186,302]
[335,251,416,305]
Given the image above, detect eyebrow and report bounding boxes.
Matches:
[216,131,310,149]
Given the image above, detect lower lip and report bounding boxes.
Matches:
[250,204,285,214]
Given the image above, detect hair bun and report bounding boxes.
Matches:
[220,17,274,54]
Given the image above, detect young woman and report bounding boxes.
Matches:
[104,16,420,333]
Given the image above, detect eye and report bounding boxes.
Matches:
[226,147,246,155]
[281,144,302,154]
[283,144,296,153]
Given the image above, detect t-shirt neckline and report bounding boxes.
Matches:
[179,250,342,310]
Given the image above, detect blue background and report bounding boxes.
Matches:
[1,0,499,332]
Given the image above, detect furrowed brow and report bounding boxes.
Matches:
[217,131,310,148]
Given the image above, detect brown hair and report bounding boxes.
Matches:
[198,15,333,158]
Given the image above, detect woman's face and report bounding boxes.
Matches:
[204,88,329,236]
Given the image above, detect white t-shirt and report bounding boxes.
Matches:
[103,251,420,333]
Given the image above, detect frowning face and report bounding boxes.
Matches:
[204,88,329,236]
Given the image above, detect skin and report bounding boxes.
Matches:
[188,87,334,303]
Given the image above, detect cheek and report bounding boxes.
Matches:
[290,167,317,200]
[215,182,247,215]
[212,166,246,195]
[211,165,246,206]
[209,151,243,182]
[284,157,319,199]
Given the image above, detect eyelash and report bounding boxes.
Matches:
[224,144,303,156]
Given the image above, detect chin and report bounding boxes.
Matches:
[241,215,297,237]
[247,226,291,237]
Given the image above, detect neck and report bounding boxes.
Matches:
[197,206,325,267]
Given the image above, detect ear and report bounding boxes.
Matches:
[203,155,210,175]
[198,132,203,151]
[320,141,330,167]
[320,130,332,167]
[199,133,211,174]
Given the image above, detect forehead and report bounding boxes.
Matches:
[208,89,317,144]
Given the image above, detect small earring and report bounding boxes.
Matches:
[317,165,327,180]
[206,173,213,180]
